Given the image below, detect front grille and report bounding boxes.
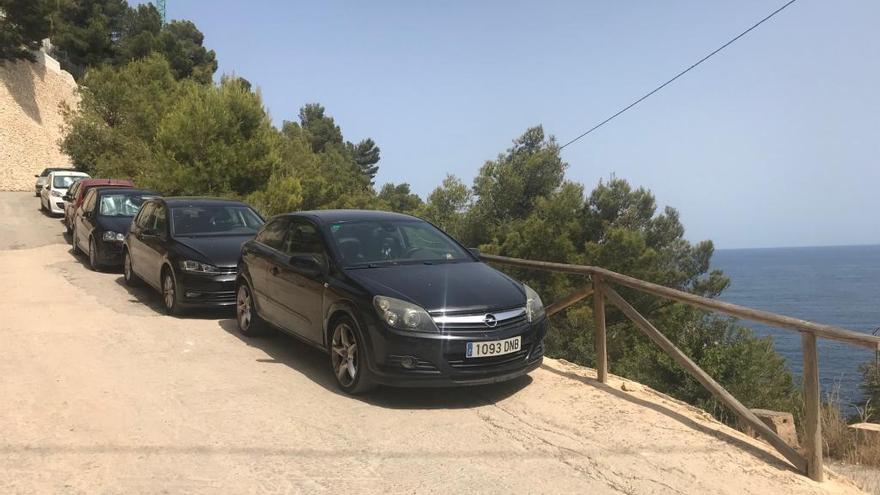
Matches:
[432,307,528,333]
[217,267,238,274]
[185,290,235,303]
[447,346,531,371]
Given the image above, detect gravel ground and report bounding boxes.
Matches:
[0,192,867,494]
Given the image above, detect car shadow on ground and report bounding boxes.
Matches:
[541,365,799,474]
[216,318,532,410]
[112,276,236,320]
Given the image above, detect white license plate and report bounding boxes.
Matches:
[466,336,521,358]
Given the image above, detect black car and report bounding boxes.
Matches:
[71,188,159,270]
[235,210,547,393]
[123,197,264,315]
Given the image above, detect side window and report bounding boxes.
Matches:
[283,220,326,258]
[153,205,167,234]
[136,203,156,229]
[82,190,97,213]
[255,218,288,250]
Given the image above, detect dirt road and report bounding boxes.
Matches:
[0,192,865,494]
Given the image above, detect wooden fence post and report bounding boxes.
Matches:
[593,275,608,383]
[802,331,824,482]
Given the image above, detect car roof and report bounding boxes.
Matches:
[50,170,89,177]
[287,209,422,224]
[160,197,252,208]
[94,187,159,196]
[78,178,134,187]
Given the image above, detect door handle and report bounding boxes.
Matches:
[271,266,280,276]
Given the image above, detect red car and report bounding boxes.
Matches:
[63,179,135,234]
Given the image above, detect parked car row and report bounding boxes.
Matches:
[36,172,547,394]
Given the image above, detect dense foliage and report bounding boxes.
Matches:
[415,128,798,421]
[0,0,53,62]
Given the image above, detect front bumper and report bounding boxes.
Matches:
[95,239,125,266]
[49,200,66,215]
[365,316,547,387]
[176,270,237,307]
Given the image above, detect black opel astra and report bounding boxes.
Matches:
[236,209,547,393]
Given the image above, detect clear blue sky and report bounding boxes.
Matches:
[145,0,879,249]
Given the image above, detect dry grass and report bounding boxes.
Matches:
[821,388,879,467]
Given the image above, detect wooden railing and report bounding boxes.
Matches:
[482,253,880,482]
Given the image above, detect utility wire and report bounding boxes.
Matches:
[559,0,798,150]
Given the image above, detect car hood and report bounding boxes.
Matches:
[173,234,254,268]
[345,261,525,313]
[97,216,135,234]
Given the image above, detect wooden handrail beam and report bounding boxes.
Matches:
[546,286,594,317]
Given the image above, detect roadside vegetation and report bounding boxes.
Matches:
[3,0,878,465]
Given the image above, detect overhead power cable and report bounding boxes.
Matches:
[558,0,798,150]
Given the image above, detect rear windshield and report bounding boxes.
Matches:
[52,175,82,188]
[171,205,264,236]
[98,193,157,217]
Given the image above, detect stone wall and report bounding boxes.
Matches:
[0,53,79,191]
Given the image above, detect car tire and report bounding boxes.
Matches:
[236,281,267,337]
[65,217,72,235]
[88,237,101,271]
[40,197,46,212]
[329,316,375,394]
[71,225,81,254]
[123,249,141,287]
[162,269,183,316]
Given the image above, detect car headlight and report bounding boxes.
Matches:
[102,231,125,242]
[524,284,545,323]
[50,190,63,197]
[180,260,219,273]
[373,296,438,333]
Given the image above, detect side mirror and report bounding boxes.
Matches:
[468,247,481,259]
[34,174,39,178]
[288,254,324,277]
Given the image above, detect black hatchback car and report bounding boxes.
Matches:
[235,210,546,393]
[71,187,159,270]
[123,197,264,315]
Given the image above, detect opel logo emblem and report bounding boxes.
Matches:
[483,314,498,328]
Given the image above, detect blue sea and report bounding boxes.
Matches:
[712,244,880,408]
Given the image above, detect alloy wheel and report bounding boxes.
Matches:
[237,285,252,331]
[331,323,359,387]
[163,273,176,310]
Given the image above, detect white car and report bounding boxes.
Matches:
[34,167,72,197]
[41,171,90,216]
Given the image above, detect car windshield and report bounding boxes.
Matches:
[52,175,82,188]
[40,168,66,177]
[171,205,264,236]
[329,219,472,267]
[98,193,157,217]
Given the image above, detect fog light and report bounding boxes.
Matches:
[185,291,201,298]
[400,356,416,369]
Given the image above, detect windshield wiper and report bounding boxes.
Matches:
[346,262,390,270]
